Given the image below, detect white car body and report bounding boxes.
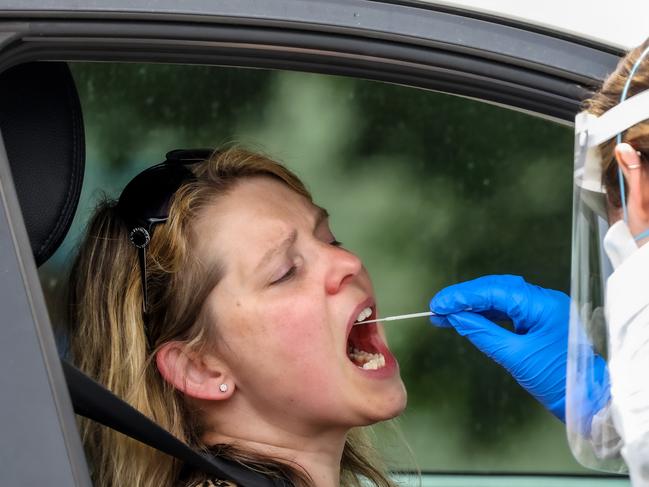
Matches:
[420,0,649,50]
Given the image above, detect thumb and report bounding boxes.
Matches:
[447,311,515,366]
[429,314,452,328]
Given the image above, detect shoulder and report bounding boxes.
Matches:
[186,478,238,487]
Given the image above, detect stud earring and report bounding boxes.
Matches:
[219,383,228,393]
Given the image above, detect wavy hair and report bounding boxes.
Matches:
[68,147,398,487]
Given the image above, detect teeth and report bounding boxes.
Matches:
[347,347,386,370]
[362,354,386,370]
[355,306,372,323]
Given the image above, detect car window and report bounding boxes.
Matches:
[39,61,583,474]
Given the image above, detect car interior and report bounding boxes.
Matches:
[1,61,288,487]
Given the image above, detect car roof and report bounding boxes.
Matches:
[2,0,646,51]
[418,0,649,50]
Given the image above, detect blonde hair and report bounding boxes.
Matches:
[68,147,398,487]
[584,37,649,207]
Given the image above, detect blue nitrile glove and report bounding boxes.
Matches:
[429,275,609,426]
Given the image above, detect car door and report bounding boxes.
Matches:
[0,1,633,485]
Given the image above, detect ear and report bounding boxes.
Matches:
[155,341,235,401]
[614,143,649,244]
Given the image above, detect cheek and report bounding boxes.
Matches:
[211,288,337,393]
[261,300,330,364]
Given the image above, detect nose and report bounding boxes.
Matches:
[324,245,363,294]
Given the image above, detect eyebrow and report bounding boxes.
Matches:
[254,206,329,272]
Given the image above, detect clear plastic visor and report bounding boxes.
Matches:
[567,176,626,472]
[566,112,624,473]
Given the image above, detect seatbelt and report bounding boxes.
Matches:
[61,360,289,487]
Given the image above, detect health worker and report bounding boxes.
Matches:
[429,38,649,486]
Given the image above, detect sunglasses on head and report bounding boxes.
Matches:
[116,148,214,312]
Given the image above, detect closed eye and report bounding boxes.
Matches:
[270,265,297,285]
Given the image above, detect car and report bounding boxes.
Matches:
[0,1,646,485]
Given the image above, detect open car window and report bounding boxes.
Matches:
[39,61,586,475]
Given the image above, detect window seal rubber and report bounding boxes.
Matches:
[0,6,621,122]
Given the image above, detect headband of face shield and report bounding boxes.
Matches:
[567,47,649,473]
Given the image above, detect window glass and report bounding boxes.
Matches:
[40,62,581,473]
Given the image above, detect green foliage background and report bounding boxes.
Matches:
[41,63,584,472]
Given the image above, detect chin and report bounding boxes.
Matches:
[384,383,408,419]
[362,381,408,424]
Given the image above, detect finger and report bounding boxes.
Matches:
[430,274,527,318]
[447,311,514,367]
[431,275,567,335]
[429,315,452,328]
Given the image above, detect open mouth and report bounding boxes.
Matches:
[346,305,387,370]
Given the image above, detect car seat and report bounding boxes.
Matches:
[0,61,285,487]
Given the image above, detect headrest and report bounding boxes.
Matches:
[0,62,85,266]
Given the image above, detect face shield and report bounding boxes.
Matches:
[567,88,649,472]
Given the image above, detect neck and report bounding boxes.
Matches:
[202,421,347,487]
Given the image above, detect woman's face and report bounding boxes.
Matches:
[194,176,406,435]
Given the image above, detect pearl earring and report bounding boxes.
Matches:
[219,383,228,393]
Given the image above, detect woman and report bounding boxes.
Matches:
[581,37,649,481]
[68,148,407,487]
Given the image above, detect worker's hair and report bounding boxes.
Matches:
[584,37,649,208]
[68,147,397,487]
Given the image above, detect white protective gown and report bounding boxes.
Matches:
[595,220,649,485]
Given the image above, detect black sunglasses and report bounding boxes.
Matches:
[116,148,214,311]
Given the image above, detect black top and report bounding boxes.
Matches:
[187,478,238,487]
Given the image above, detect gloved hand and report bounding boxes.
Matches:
[429,274,608,425]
